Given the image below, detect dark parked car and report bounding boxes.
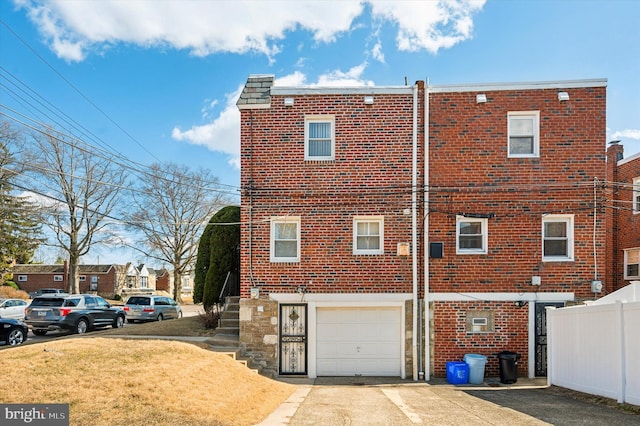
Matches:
[25,294,125,335]
[0,318,29,346]
[123,295,182,323]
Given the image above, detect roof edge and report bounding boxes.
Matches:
[271,86,415,96]
[429,78,607,93]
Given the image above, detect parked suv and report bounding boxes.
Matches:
[25,294,125,335]
[123,295,182,323]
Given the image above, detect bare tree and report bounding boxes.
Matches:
[24,127,125,293]
[125,162,228,302]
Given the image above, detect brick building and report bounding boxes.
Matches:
[13,262,129,297]
[606,142,640,291]
[236,75,607,380]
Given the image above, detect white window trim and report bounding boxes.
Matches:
[53,275,63,281]
[304,115,335,161]
[353,216,384,255]
[633,177,640,214]
[17,275,27,282]
[542,214,574,261]
[456,216,488,255]
[508,111,540,158]
[270,216,301,263]
[624,248,640,280]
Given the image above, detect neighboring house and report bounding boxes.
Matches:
[119,263,158,296]
[606,142,640,291]
[12,262,129,297]
[153,268,194,298]
[236,75,607,380]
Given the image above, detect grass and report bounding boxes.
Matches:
[0,309,296,425]
[98,315,219,337]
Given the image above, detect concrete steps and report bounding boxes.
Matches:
[206,296,261,375]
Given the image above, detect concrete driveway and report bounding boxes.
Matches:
[259,377,639,425]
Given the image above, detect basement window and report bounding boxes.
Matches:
[466,310,494,333]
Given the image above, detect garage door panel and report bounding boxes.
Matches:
[316,307,402,376]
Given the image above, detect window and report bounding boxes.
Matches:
[79,275,86,281]
[140,276,148,288]
[353,216,384,255]
[53,275,63,281]
[182,276,192,291]
[633,178,640,214]
[542,215,574,261]
[456,216,488,254]
[17,275,27,282]
[466,310,494,333]
[305,116,335,160]
[271,217,301,262]
[508,111,539,157]
[624,248,640,279]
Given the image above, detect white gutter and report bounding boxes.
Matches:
[423,79,430,381]
[412,83,418,381]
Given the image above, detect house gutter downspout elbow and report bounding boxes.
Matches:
[412,83,419,381]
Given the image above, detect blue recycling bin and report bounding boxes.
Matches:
[464,354,487,384]
[446,361,469,385]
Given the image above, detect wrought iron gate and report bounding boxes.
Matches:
[535,302,565,376]
[279,304,307,375]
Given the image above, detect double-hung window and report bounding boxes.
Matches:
[542,215,574,261]
[271,217,301,262]
[456,216,488,254]
[624,248,640,279]
[305,115,335,160]
[633,177,640,214]
[508,111,539,157]
[353,216,384,255]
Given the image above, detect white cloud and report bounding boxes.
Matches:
[274,71,307,86]
[369,0,486,53]
[372,40,385,63]
[611,129,640,141]
[16,0,486,61]
[315,63,373,86]
[172,86,243,169]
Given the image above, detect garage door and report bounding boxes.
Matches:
[316,307,401,376]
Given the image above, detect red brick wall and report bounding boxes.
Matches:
[610,148,640,290]
[240,85,426,298]
[432,301,529,377]
[15,275,66,294]
[428,87,607,299]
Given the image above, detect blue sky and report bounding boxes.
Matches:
[2,0,639,264]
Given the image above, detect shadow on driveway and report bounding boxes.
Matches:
[465,386,640,425]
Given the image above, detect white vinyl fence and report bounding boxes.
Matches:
[547,300,640,405]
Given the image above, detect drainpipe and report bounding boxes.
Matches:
[423,78,430,381]
[412,83,418,381]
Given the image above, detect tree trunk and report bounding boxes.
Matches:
[173,268,182,303]
[68,254,80,294]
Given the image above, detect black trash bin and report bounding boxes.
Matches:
[498,351,521,384]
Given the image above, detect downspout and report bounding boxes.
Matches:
[423,78,430,381]
[412,83,418,381]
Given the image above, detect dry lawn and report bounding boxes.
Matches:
[98,314,218,337]
[0,338,295,426]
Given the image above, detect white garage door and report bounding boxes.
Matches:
[316,307,401,376]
